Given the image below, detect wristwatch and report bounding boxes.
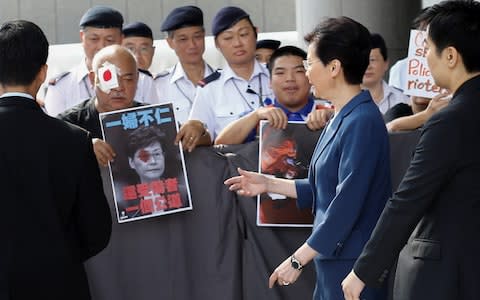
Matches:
[290,255,304,270]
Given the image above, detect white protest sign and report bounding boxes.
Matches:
[404,29,444,98]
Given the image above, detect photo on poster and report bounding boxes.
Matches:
[100,103,192,223]
[257,120,320,227]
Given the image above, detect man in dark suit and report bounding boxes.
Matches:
[342,1,480,299]
[0,20,112,299]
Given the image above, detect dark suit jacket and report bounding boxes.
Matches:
[354,75,480,300]
[0,96,112,300]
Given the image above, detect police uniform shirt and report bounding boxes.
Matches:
[154,62,214,124]
[137,71,159,105]
[45,61,92,117]
[376,80,410,114]
[44,60,159,116]
[57,97,142,139]
[188,60,272,140]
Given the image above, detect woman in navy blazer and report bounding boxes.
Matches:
[225,17,391,300]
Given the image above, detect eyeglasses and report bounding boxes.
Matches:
[302,59,320,70]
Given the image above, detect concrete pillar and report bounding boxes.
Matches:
[296,0,422,68]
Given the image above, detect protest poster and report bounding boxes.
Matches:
[257,121,320,227]
[404,29,447,98]
[100,103,192,223]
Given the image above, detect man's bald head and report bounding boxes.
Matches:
[91,45,139,113]
[92,45,137,74]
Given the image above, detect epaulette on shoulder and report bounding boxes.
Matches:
[153,70,170,80]
[48,71,70,86]
[139,69,153,77]
[197,69,222,88]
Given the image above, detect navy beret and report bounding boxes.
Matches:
[79,6,123,28]
[212,6,250,36]
[161,6,203,32]
[123,22,153,39]
[256,39,281,50]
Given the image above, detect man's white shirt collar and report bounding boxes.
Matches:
[0,92,35,100]
[169,61,212,84]
[169,63,186,84]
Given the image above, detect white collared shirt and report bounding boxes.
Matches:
[376,80,410,114]
[44,60,159,116]
[154,62,214,124]
[188,60,273,140]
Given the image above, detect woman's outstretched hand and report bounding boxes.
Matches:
[224,167,269,197]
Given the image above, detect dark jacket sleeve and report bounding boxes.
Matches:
[353,110,460,286]
[74,132,112,261]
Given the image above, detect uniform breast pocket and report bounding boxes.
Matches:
[213,105,249,132]
[172,99,192,124]
[411,238,441,260]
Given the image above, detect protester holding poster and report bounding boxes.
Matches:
[215,46,326,145]
[58,45,143,166]
[384,7,451,130]
[386,91,450,131]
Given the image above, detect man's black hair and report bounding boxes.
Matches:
[0,20,49,86]
[421,0,480,73]
[267,46,307,76]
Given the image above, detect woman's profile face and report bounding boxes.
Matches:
[128,141,165,183]
[305,43,329,99]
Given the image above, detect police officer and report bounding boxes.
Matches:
[155,5,214,125]
[188,6,273,142]
[44,5,158,116]
[255,39,281,64]
[122,21,155,73]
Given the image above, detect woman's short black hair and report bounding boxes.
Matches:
[304,17,371,85]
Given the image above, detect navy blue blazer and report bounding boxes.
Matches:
[295,90,391,260]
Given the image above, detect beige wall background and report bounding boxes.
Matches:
[0,0,296,45]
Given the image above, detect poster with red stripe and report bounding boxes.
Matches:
[100,103,192,223]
